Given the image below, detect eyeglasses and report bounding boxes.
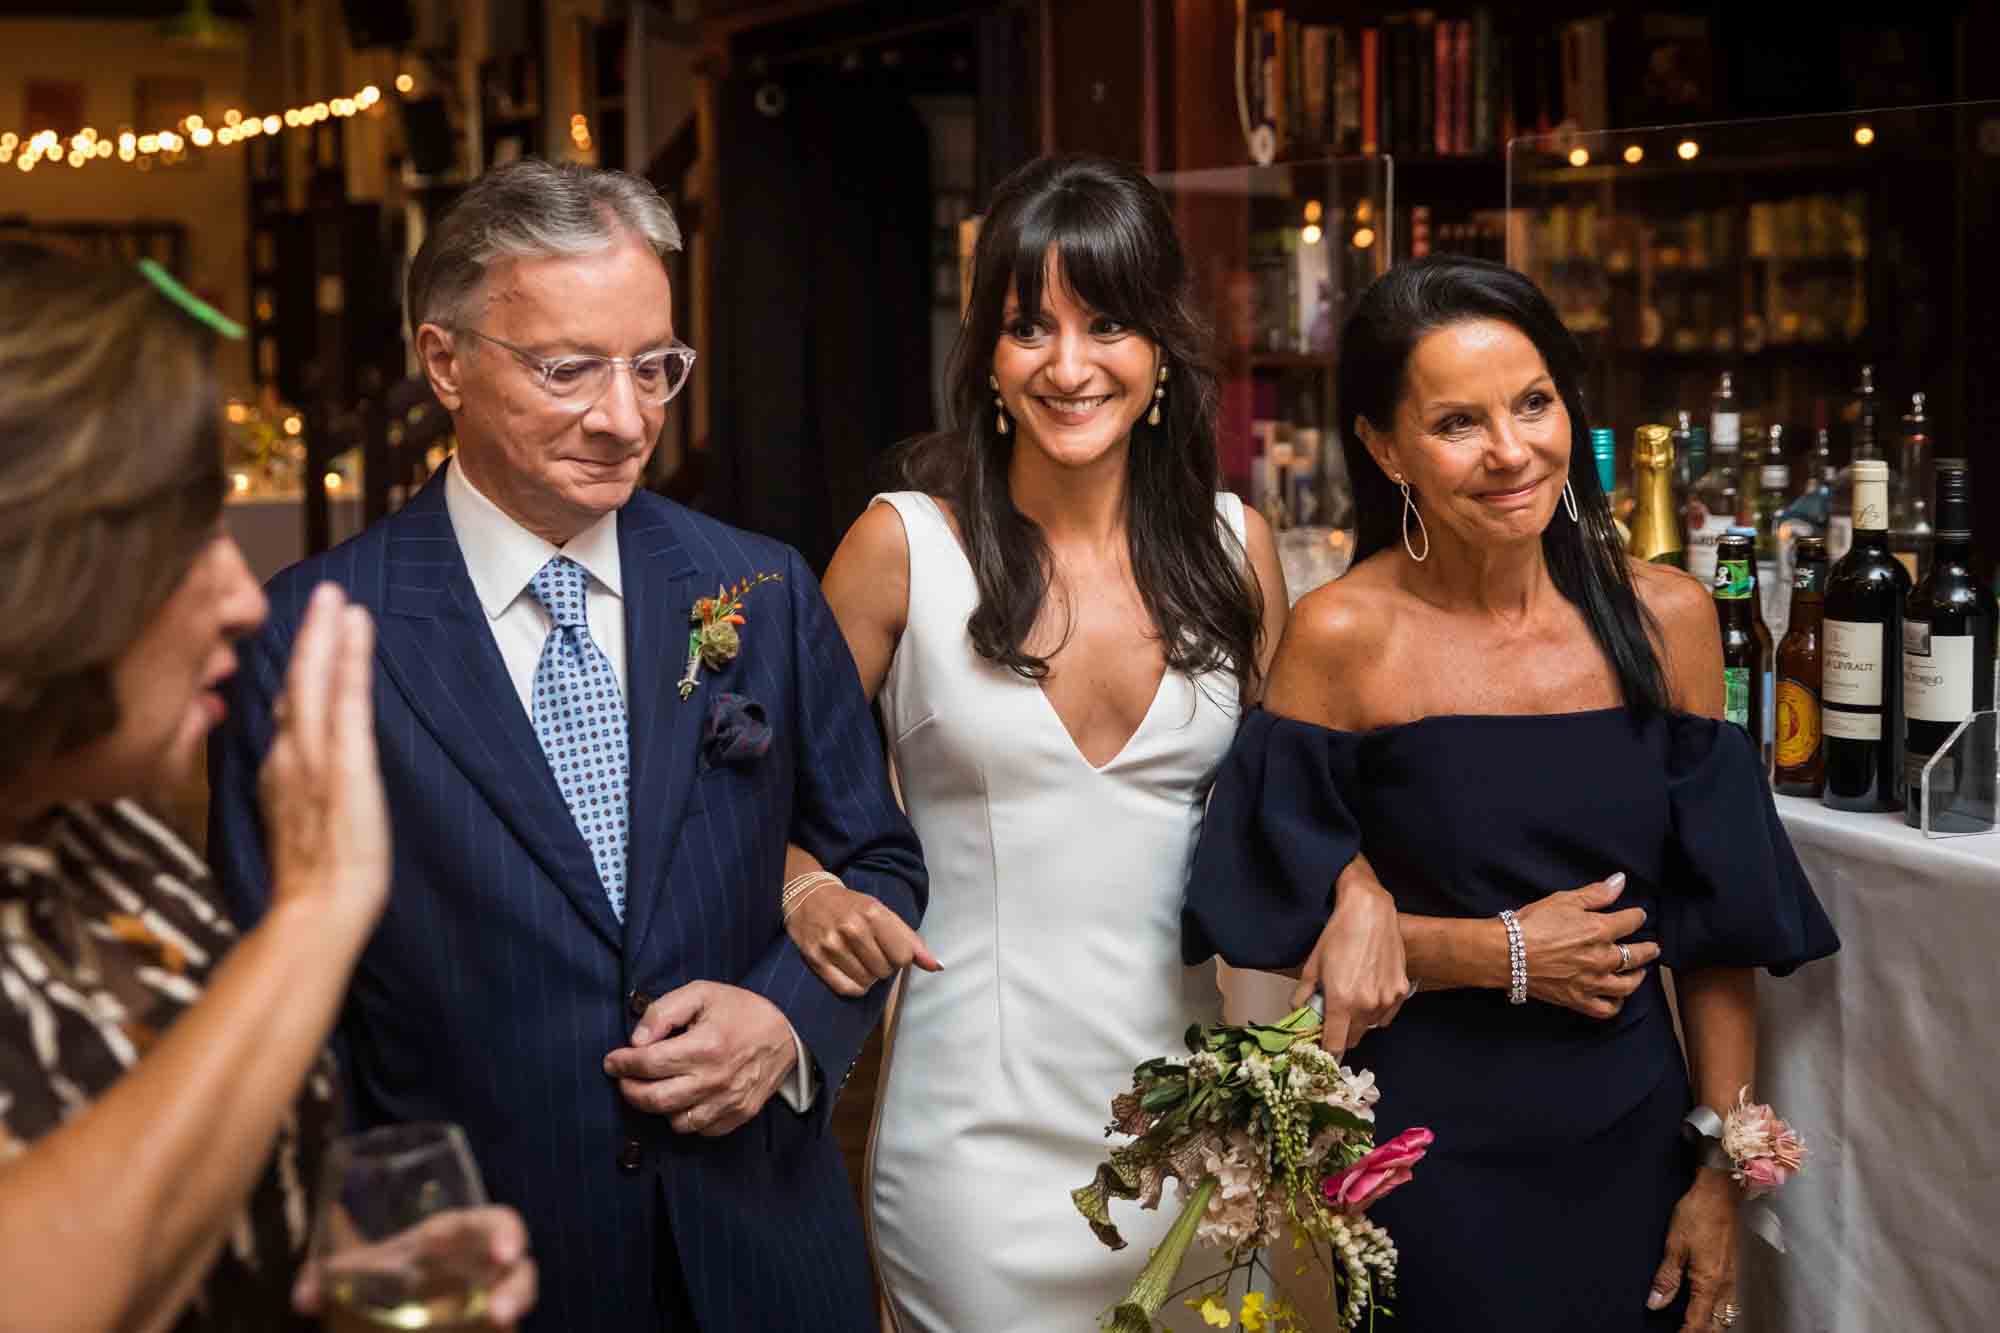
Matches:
[457,327,696,410]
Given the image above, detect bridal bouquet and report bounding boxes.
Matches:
[1073,1003,1431,1331]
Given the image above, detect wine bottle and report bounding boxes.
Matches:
[1752,423,1791,637]
[1627,424,1685,568]
[1775,537,1828,797]
[1592,427,1630,548]
[1822,459,1912,811]
[1687,375,1742,584]
[1903,459,1997,829]
[1828,364,1879,564]
[1888,392,1935,582]
[1713,530,1765,756]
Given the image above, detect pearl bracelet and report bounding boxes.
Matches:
[1498,909,1527,1005]
[781,870,842,919]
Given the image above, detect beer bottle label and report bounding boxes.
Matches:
[1776,677,1821,768]
[1713,558,1753,601]
[1724,666,1751,729]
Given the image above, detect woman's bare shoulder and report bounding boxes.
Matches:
[1262,555,1405,726]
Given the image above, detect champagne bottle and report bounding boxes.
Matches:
[1903,460,1997,829]
[1627,424,1685,568]
[1713,530,1767,758]
[1775,537,1829,797]
[1822,459,1911,811]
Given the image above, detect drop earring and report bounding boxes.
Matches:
[1562,478,1580,522]
[1148,363,1168,427]
[1399,478,1431,563]
[990,373,1008,435]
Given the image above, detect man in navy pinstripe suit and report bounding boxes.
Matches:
[208,160,926,1332]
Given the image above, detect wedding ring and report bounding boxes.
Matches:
[1616,943,1634,973]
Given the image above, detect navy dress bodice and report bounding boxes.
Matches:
[1186,707,1838,1331]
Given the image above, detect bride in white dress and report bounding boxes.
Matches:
[779,156,1288,1331]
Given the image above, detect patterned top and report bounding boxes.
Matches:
[0,800,335,1332]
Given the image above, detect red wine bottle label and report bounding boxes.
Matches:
[1903,622,1974,722]
[1824,709,1882,740]
[1823,620,1884,707]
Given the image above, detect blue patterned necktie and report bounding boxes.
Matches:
[527,556,630,922]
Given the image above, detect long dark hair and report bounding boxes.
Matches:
[897,155,1263,692]
[1335,255,1669,716]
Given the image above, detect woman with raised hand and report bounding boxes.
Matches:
[0,247,534,1332]
[1186,255,1838,1333]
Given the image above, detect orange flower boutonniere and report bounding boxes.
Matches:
[679,572,782,700]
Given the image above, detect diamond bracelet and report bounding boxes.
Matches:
[1498,909,1528,1005]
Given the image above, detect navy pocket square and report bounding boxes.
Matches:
[701,691,772,769]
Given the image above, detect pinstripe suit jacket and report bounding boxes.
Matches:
[207,468,926,1332]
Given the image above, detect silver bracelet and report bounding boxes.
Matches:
[1498,909,1528,1005]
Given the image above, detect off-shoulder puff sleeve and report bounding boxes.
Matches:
[1659,714,1840,975]
[1184,709,1362,969]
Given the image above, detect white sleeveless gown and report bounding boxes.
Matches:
[867,491,1244,1332]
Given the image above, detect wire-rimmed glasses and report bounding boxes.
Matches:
[458,327,696,411]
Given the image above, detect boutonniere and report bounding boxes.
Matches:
[679,572,783,700]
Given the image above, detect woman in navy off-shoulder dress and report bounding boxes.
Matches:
[1186,257,1837,1333]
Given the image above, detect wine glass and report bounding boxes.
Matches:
[312,1122,500,1332]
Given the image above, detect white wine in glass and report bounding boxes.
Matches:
[313,1123,499,1331]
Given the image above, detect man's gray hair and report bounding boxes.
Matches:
[406,158,682,338]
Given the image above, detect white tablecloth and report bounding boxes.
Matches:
[1746,798,2000,1331]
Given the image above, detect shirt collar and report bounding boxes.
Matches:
[443,457,624,620]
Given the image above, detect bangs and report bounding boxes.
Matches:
[1002,186,1164,335]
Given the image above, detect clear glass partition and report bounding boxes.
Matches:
[1154,157,1393,600]
[1508,102,2000,631]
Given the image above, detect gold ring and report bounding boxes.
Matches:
[1714,1303,1740,1327]
[1617,943,1634,972]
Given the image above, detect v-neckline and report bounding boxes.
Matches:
[1032,663,1171,774]
[913,491,1172,773]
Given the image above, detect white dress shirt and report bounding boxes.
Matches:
[443,460,817,1112]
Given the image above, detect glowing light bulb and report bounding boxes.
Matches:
[395,74,415,94]
[1301,223,1323,245]
[96,140,111,157]
[185,114,203,131]
[263,115,280,135]
[361,85,380,103]
[323,472,343,491]
[1303,199,1324,224]
[1568,147,1590,167]
[1854,125,1875,146]
[1352,226,1376,250]
[1677,139,1699,160]
[1623,145,1644,164]
[285,110,302,127]
[224,109,242,126]
[283,415,303,435]
[192,127,214,146]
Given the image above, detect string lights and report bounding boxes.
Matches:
[0,83,385,174]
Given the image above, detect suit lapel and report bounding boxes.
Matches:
[373,472,623,952]
[618,498,705,959]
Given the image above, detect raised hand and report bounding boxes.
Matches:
[787,879,941,998]
[603,982,799,1135]
[1513,873,1659,1019]
[260,582,390,936]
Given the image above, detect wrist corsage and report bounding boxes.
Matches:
[1684,1087,1808,1200]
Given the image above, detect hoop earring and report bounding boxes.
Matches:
[989,373,1008,435]
[1399,479,1430,563]
[1148,363,1168,427]
[1562,478,1580,523]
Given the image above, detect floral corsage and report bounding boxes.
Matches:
[1719,1088,1808,1200]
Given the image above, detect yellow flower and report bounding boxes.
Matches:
[1239,1291,1269,1330]
[1198,1294,1233,1327]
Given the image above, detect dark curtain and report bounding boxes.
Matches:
[713,75,935,574]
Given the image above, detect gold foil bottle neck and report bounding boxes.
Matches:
[1631,423,1673,471]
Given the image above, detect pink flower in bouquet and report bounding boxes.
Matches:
[1321,1127,1434,1215]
